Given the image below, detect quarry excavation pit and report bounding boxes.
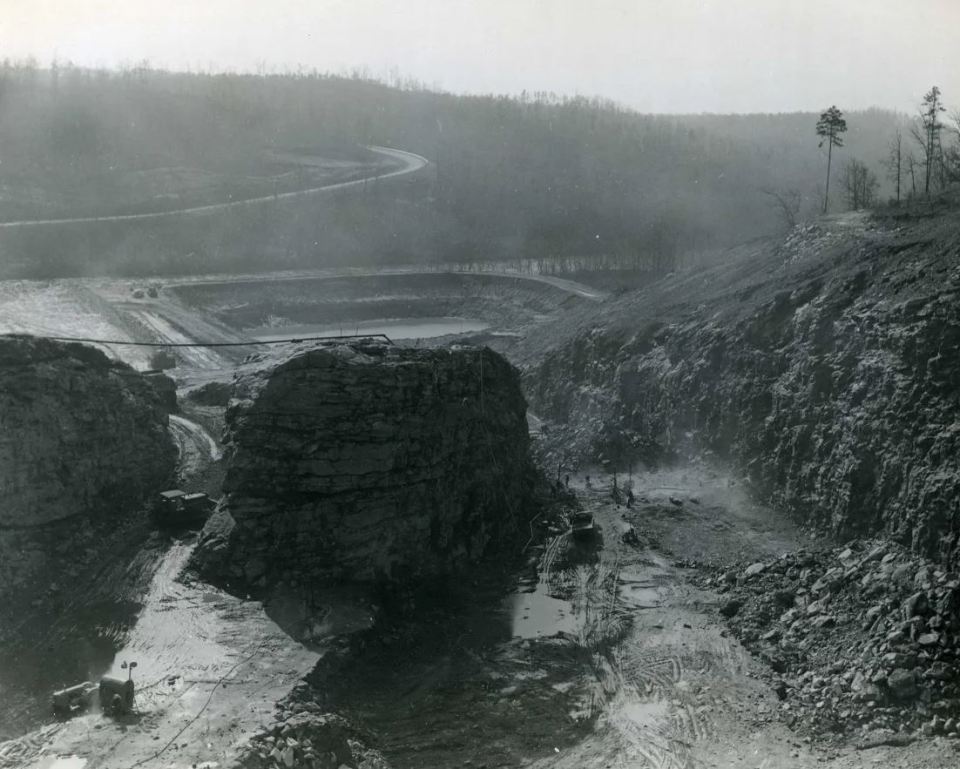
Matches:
[3,199,960,769]
[0,18,958,767]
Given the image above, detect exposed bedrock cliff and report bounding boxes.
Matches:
[196,342,533,587]
[0,336,176,598]
[528,207,960,569]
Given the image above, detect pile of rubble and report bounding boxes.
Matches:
[777,222,842,264]
[234,686,389,769]
[706,539,960,741]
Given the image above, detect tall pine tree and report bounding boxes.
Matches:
[816,106,848,214]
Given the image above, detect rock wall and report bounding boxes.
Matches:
[197,342,532,587]
[0,336,176,597]
[529,209,960,570]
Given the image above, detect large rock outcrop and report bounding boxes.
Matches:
[0,336,176,597]
[197,342,532,587]
[529,206,960,570]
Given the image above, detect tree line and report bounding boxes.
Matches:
[816,87,959,215]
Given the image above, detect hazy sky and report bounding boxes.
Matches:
[2,0,958,114]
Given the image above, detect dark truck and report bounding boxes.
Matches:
[152,489,215,529]
[569,510,595,539]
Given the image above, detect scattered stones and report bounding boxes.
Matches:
[704,538,960,740]
[236,711,388,769]
[887,669,918,702]
[903,591,929,618]
[719,598,743,618]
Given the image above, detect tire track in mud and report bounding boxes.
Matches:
[548,490,728,768]
[0,725,63,769]
[542,479,826,769]
[528,499,702,768]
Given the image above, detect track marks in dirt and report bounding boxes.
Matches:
[555,489,759,768]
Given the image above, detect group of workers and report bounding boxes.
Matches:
[556,471,636,507]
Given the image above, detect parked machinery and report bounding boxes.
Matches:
[51,682,98,716]
[569,510,595,539]
[98,677,135,716]
[52,661,137,719]
[152,489,215,529]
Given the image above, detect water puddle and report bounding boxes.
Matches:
[34,757,86,769]
[246,317,489,341]
[619,582,662,609]
[505,587,577,639]
[618,699,669,726]
[617,561,672,611]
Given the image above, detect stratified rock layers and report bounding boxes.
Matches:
[199,343,531,586]
[0,336,176,596]
[529,213,960,569]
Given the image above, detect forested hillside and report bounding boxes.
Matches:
[0,63,910,278]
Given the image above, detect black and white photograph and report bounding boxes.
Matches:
[0,2,959,767]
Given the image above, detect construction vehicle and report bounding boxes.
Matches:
[99,663,136,716]
[52,661,137,718]
[152,489,214,529]
[570,510,595,539]
[51,682,98,716]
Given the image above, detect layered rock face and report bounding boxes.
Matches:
[0,336,176,596]
[198,342,531,586]
[530,209,960,569]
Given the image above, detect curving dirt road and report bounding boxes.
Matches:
[0,146,428,230]
[168,414,222,480]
